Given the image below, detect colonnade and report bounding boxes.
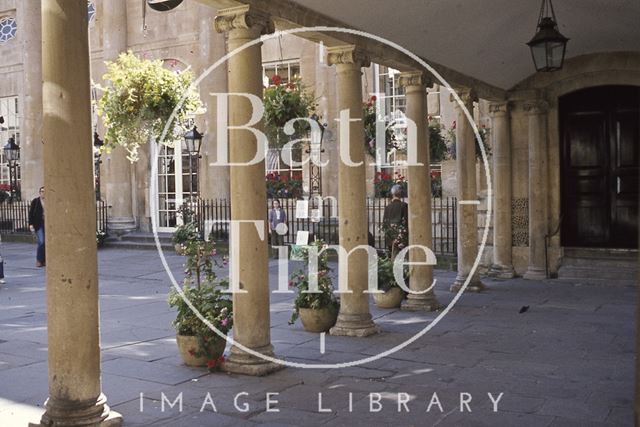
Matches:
[33,2,548,424]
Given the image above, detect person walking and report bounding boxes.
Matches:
[382,184,409,257]
[268,199,287,257]
[28,187,46,267]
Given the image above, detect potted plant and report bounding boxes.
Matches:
[288,240,339,332]
[172,222,198,255]
[374,220,410,308]
[372,255,408,309]
[263,75,316,148]
[96,51,202,161]
[168,239,232,370]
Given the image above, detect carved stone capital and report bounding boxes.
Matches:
[523,99,549,115]
[326,45,371,68]
[449,87,477,108]
[398,71,432,89]
[489,101,510,117]
[214,5,274,35]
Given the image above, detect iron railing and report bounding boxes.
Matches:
[194,196,457,256]
[0,199,109,235]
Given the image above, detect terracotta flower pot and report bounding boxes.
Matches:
[176,334,225,367]
[373,287,405,309]
[299,307,338,333]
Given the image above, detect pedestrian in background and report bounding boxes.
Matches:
[28,187,45,267]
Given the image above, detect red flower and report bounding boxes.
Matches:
[188,349,196,356]
[452,120,457,130]
[370,95,377,102]
[207,359,216,369]
[217,355,225,364]
[271,75,282,86]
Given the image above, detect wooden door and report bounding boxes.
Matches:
[560,86,639,248]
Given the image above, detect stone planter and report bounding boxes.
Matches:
[373,287,405,309]
[176,334,225,367]
[299,307,338,333]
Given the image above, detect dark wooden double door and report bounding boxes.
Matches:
[561,85,640,248]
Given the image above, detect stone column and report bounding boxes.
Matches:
[18,0,43,199]
[451,88,485,292]
[523,99,549,280]
[399,71,441,311]
[489,102,515,278]
[327,45,378,337]
[34,1,122,426]
[103,0,135,233]
[198,4,230,200]
[214,5,282,375]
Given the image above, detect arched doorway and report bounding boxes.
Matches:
[560,85,639,248]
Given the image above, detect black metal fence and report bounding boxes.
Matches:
[195,196,457,256]
[0,199,109,235]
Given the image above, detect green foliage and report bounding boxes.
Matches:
[288,240,339,325]
[96,51,202,161]
[363,96,396,157]
[172,222,199,246]
[446,122,491,160]
[167,239,232,362]
[428,119,448,163]
[263,76,316,148]
[375,256,410,292]
[96,230,108,247]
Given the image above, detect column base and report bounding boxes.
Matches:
[30,393,122,427]
[107,217,136,234]
[450,275,486,293]
[488,264,516,279]
[401,293,442,312]
[523,267,547,280]
[221,344,284,377]
[330,313,379,337]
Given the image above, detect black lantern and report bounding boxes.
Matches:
[527,0,569,72]
[183,125,203,156]
[93,131,104,200]
[183,125,204,203]
[3,136,20,201]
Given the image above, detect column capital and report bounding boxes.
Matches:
[489,101,510,117]
[398,71,432,89]
[450,87,477,107]
[523,99,549,115]
[214,5,274,35]
[326,45,371,68]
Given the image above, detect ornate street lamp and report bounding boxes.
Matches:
[307,114,326,197]
[93,131,104,200]
[527,0,569,72]
[183,125,203,202]
[3,136,20,201]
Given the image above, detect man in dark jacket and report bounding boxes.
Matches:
[382,184,408,256]
[28,187,45,267]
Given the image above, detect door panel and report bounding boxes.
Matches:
[561,85,639,248]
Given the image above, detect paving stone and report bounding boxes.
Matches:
[0,243,635,426]
[102,357,207,386]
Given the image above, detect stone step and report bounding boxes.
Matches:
[563,247,638,261]
[103,238,175,252]
[118,232,174,244]
[557,265,637,281]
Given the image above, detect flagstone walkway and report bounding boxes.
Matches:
[0,242,635,426]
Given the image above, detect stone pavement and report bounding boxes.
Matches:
[0,242,635,426]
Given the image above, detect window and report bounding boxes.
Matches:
[0,96,20,187]
[0,16,16,43]
[262,60,300,87]
[88,1,96,23]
